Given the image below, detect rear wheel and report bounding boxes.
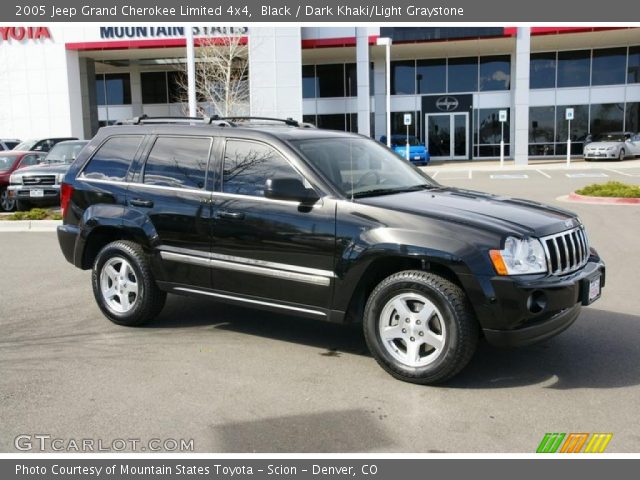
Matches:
[92,240,166,326]
[0,188,15,212]
[363,270,479,384]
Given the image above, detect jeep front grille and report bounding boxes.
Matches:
[541,227,589,275]
[23,175,56,186]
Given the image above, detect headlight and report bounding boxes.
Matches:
[606,146,616,151]
[57,173,66,183]
[489,236,547,275]
[9,174,21,185]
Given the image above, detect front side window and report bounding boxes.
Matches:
[222,141,301,197]
[143,136,211,190]
[82,136,143,181]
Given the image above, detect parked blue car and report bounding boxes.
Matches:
[380,135,430,165]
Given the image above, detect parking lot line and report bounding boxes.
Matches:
[604,168,640,177]
[536,169,552,179]
[490,174,529,179]
[431,171,439,178]
[468,170,472,179]
[565,172,608,178]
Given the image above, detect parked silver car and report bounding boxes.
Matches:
[8,140,88,211]
[584,132,640,161]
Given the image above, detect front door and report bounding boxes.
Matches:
[425,113,469,160]
[209,138,336,315]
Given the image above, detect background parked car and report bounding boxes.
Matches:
[0,151,46,211]
[12,137,78,153]
[0,138,21,151]
[584,132,640,161]
[8,140,87,211]
[380,135,430,165]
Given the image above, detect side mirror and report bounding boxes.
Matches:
[264,177,319,204]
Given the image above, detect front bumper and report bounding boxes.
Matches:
[8,184,60,201]
[584,151,619,159]
[466,259,605,347]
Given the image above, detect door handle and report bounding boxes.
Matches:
[216,210,245,220]
[130,198,154,208]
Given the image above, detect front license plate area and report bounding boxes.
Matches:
[582,273,602,305]
[30,189,44,198]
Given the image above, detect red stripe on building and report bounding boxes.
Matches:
[66,36,248,51]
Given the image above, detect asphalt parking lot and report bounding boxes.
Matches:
[1,161,640,453]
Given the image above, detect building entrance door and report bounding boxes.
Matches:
[425,112,469,160]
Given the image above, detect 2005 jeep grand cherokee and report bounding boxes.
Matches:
[57,116,605,384]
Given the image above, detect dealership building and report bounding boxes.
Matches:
[0,25,639,164]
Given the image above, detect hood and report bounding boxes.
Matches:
[358,187,579,237]
[586,141,624,149]
[13,163,72,175]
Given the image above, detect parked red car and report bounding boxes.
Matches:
[0,151,46,211]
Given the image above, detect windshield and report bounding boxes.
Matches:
[391,135,421,146]
[592,132,628,142]
[0,155,19,172]
[291,137,436,198]
[44,142,87,164]
[13,140,36,151]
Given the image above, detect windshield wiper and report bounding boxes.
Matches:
[352,184,436,198]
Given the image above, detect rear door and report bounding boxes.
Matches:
[126,134,215,289]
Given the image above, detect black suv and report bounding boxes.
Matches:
[57,117,605,384]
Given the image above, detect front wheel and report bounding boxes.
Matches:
[92,240,166,326]
[0,188,15,212]
[363,270,479,384]
[618,148,626,161]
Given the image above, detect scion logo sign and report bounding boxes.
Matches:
[435,96,460,112]
[0,27,51,43]
[536,432,613,453]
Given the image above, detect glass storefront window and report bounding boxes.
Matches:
[391,60,416,95]
[479,55,511,91]
[316,64,345,98]
[416,59,446,94]
[391,112,420,139]
[474,108,510,157]
[626,103,640,133]
[96,73,131,106]
[316,114,346,131]
[555,105,589,143]
[591,47,627,86]
[628,46,640,84]
[302,65,317,99]
[590,103,624,134]
[557,50,591,88]
[529,106,556,155]
[447,57,478,92]
[141,72,168,104]
[345,63,357,97]
[530,52,556,89]
[167,71,184,103]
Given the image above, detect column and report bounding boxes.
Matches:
[513,27,531,166]
[356,28,370,137]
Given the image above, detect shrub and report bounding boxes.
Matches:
[576,181,640,198]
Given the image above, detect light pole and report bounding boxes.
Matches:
[377,37,392,148]
[186,25,197,118]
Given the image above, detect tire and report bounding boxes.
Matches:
[0,188,15,212]
[618,148,625,161]
[15,199,31,212]
[91,240,166,326]
[363,270,479,385]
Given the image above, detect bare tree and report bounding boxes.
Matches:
[175,35,249,117]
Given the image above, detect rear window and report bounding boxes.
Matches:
[143,136,212,190]
[82,136,143,181]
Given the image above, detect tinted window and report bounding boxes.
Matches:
[82,136,143,181]
[316,114,346,131]
[316,64,345,97]
[448,57,478,92]
[5,142,19,149]
[555,105,589,142]
[391,60,415,95]
[141,72,168,104]
[143,137,211,189]
[530,53,556,89]
[416,59,446,94]
[167,71,184,103]
[591,48,627,86]
[96,73,132,106]
[479,55,511,91]
[302,65,317,98]
[626,102,640,134]
[529,106,556,143]
[628,46,640,84]
[476,108,510,144]
[590,103,624,135]
[557,50,590,88]
[345,63,357,97]
[222,141,301,197]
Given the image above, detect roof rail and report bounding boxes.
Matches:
[115,115,313,128]
[213,116,303,127]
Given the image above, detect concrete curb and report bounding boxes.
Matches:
[568,192,640,204]
[0,220,61,232]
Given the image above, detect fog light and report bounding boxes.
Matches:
[527,290,547,314]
